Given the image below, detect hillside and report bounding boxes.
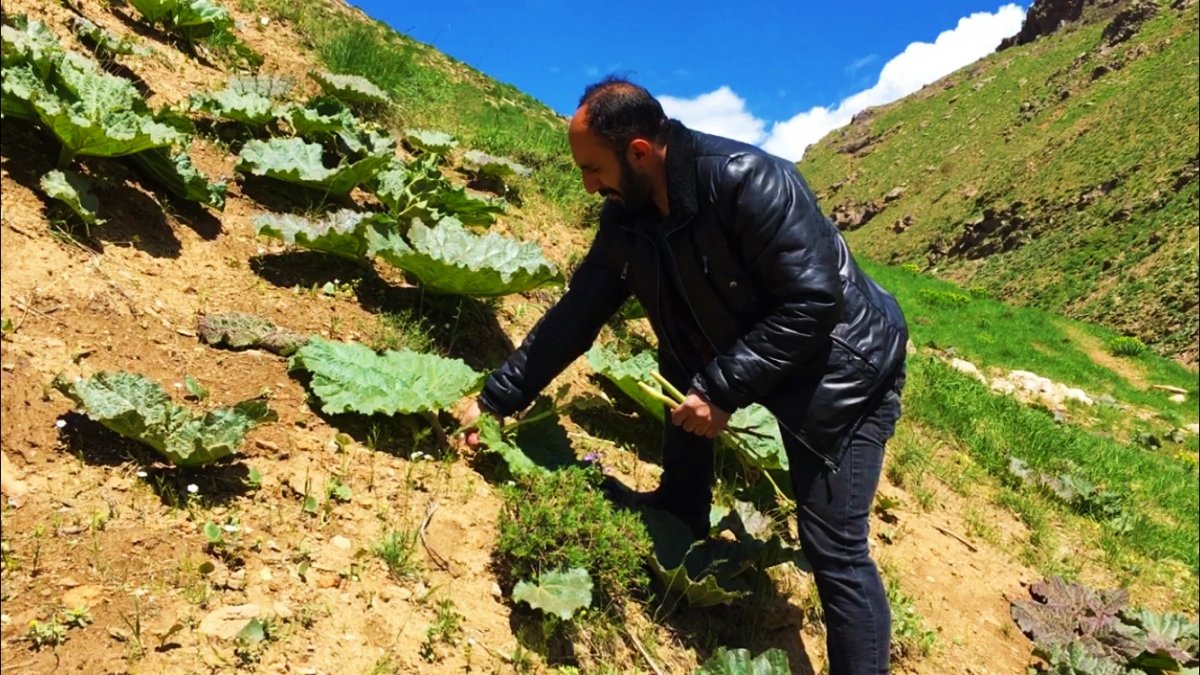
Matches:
[799,0,1200,364]
[1,1,1197,674]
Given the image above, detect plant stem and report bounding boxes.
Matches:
[649,371,686,404]
[637,381,679,409]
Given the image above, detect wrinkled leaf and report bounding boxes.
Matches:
[285,98,359,138]
[309,71,390,107]
[54,371,276,467]
[462,149,531,178]
[39,169,104,225]
[1,18,63,79]
[254,209,401,261]
[512,567,593,620]
[190,88,276,127]
[197,312,309,356]
[1,63,43,120]
[404,128,457,156]
[371,155,505,226]
[374,218,561,296]
[226,74,294,100]
[128,0,178,25]
[236,136,391,196]
[170,0,231,41]
[694,647,791,675]
[475,414,542,476]
[71,16,149,59]
[129,147,226,209]
[287,338,484,416]
[648,555,749,608]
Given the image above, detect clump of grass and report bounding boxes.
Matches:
[373,528,421,580]
[496,466,650,608]
[1107,335,1148,357]
[885,575,938,661]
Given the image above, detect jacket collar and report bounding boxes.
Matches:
[664,120,700,225]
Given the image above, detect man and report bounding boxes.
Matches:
[462,77,908,675]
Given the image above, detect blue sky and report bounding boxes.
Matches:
[349,1,1026,159]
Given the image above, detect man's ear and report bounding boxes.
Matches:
[628,138,652,164]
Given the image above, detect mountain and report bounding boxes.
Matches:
[799,0,1199,364]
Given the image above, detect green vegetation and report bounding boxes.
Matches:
[802,3,1200,359]
[496,466,651,608]
[372,528,420,580]
[903,354,1198,570]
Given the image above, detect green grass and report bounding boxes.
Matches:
[862,258,1199,419]
[903,353,1199,571]
[372,528,421,580]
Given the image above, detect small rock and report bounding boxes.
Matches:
[271,602,293,620]
[259,568,273,582]
[331,535,352,550]
[1185,424,1199,435]
[199,604,262,641]
[490,582,503,598]
[256,439,279,452]
[1169,393,1187,404]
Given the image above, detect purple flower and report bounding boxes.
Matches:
[583,452,602,465]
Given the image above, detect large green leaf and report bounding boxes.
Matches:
[1,63,43,120]
[586,346,789,471]
[128,0,179,25]
[371,155,506,226]
[33,53,182,159]
[170,0,231,41]
[54,371,276,468]
[403,128,457,156]
[71,16,150,60]
[287,338,484,416]
[374,218,562,296]
[236,136,392,197]
[39,169,104,225]
[129,147,226,209]
[463,149,532,179]
[2,18,63,79]
[694,647,791,675]
[585,344,668,420]
[285,98,359,138]
[648,555,749,608]
[309,71,390,107]
[476,414,543,476]
[190,88,276,127]
[226,74,294,100]
[254,209,401,261]
[512,568,593,620]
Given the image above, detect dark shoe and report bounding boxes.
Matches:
[599,476,709,540]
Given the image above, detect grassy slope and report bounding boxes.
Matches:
[800,0,1199,362]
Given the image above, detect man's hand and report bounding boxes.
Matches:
[456,399,489,449]
[670,390,731,439]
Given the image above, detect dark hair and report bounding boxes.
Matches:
[577,76,669,154]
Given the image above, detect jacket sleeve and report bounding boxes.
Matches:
[690,154,843,412]
[478,228,631,417]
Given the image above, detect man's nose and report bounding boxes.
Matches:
[581,174,602,194]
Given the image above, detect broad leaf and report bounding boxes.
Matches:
[236,136,392,197]
[285,98,359,138]
[254,209,401,261]
[33,53,183,159]
[309,71,390,107]
[1,18,63,79]
[129,147,227,209]
[39,169,104,225]
[404,128,457,156]
[648,555,749,608]
[190,88,277,127]
[197,312,309,356]
[287,338,484,416]
[586,346,789,472]
[694,647,791,675]
[512,567,593,620]
[476,414,543,476]
[226,74,294,100]
[128,0,178,25]
[1,63,43,120]
[71,16,150,59]
[170,0,231,41]
[374,218,562,296]
[371,155,505,226]
[54,371,276,467]
[462,149,531,178]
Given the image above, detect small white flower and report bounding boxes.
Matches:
[173,382,183,389]
[504,480,515,487]
[131,588,148,598]
[186,484,199,494]
[467,637,477,646]
[55,419,67,429]
[136,470,148,478]
[222,524,240,533]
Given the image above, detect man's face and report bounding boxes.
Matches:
[569,110,657,216]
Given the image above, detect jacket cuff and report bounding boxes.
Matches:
[478,374,523,418]
[689,371,739,415]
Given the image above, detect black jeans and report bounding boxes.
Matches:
[659,371,904,675]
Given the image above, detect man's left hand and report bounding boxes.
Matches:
[670,390,731,439]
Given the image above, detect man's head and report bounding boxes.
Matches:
[569,77,669,216]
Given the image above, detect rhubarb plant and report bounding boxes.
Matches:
[54,371,276,468]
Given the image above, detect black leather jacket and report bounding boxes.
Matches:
[480,121,908,469]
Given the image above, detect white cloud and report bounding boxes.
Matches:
[659,4,1026,161]
[659,86,766,145]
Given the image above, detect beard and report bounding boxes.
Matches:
[603,154,658,218]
